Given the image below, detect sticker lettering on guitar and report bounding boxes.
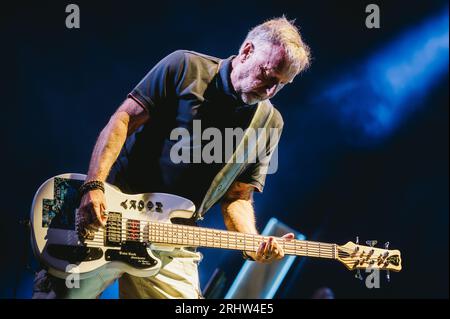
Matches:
[41,177,83,230]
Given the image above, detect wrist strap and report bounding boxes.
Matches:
[79,180,105,197]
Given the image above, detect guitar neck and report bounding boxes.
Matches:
[146,222,337,260]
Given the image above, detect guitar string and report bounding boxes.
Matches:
[83,228,370,255]
[75,219,388,259]
[85,239,392,266]
[83,231,336,253]
[82,215,334,247]
[82,241,388,265]
[83,240,370,262]
[82,238,336,256]
[86,221,337,251]
[83,239,336,255]
[81,233,384,261]
[82,242,388,267]
[82,230,336,254]
[88,232,379,256]
[82,217,337,254]
[80,228,388,263]
[82,220,336,250]
[81,242,337,259]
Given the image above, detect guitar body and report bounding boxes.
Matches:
[31,174,402,283]
[30,173,196,280]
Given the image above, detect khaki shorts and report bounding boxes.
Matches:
[32,248,203,299]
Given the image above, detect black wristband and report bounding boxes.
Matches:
[79,180,105,197]
[242,251,255,261]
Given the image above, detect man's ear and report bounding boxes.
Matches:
[240,42,254,62]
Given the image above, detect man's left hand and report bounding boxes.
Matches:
[246,233,295,263]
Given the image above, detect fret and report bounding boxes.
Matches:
[216,230,219,248]
[164,223,168,243]
[195,228,200,246]
[240,233,246,249]
[172,223,176,244]
[220,230,225,248]
[216,230,221,248]
[208,228,212,247]
[172,224,176,244]
[159,224,162,242]
[149,222,153,242]
[121,217,125,242]
[210,229,214,248]
[175,224,179,244]
[178,224,182,245]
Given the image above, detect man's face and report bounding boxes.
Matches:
[231,42,295,105]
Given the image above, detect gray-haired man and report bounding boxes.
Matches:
[33,16,310,299]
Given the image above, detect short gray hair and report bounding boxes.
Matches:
[240,16,311,76]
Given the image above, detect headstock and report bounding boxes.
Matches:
[336,238,402,276]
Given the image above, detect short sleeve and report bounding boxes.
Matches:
[236,108,284,192]
[128,50,186,115]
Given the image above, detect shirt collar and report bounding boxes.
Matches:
[217,55,247,107]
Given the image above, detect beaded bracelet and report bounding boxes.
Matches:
[79,180,105,197]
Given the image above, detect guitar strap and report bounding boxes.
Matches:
[193,98,274,221]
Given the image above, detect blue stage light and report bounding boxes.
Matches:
[324,8,449,143]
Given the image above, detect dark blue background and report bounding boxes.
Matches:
[1,0,448,298]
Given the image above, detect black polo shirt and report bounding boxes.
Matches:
[107,50,283,209]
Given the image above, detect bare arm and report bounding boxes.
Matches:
[79,98,149,228]
[221,182,258,235]
[85,98,149,182]
[221,181,294,263]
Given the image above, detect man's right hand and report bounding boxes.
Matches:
[76,98,148,235]
[78,189,108,230]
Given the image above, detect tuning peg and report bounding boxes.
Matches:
[366,240,378,247]
[353,236,361,253]
[355,269,363,280]
[384,241,390,249]
[386,270,391,282]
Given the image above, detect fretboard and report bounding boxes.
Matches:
[146,222,336,259]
